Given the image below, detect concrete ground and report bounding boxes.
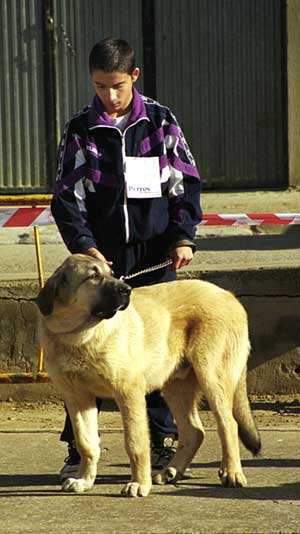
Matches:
[0,400,300,534]
[0,190,300,532]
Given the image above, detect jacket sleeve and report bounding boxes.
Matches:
[51,122,98,254]
[164,110,202,251]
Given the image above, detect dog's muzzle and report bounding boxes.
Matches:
[91,281,132,319]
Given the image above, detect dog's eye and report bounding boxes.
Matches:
[90,268,103,280]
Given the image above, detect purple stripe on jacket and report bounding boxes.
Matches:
[137,127,165,156]
[138,124,187,158]
[164,123,186,151]
[63,136,85,165]
[138,142,199,179]
[86,142,100,159]
[170,154,200,179]
[87,168,118,186]
[54,166,87,196]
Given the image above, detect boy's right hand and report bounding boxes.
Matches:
[84,247,113,266]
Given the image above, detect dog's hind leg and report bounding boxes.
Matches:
[153,369,205,485]
[115,384,152,497]
[61,391,100,494]
[198,375,247,488]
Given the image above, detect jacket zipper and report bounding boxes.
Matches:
[121,134,130,242]
[89,117,149,243]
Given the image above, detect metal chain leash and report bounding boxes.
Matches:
[119,258,173,281]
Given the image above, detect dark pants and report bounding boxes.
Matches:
[61,238,178,446]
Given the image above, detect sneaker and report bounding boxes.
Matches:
[151,435,193,478]
[151,435,176,472]
[60,441,81,482]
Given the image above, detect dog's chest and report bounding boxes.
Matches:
[47,338,112,381]
[62,354,114,398]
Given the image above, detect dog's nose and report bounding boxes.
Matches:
[119,283,132,297]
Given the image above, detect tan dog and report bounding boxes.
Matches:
[36,254,261,497]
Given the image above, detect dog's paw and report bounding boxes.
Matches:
[152,466,178,485]
[121,481,151,498]
[219,469,247,488]
[62,477,93,493]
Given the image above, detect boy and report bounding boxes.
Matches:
[51,37,202,480]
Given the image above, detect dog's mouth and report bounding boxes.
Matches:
[97,310,116,320]
[91,300,129,319]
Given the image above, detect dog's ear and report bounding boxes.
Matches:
[35,270,66,316]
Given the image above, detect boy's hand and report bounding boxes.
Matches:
[169,246,194,270]
[84,247,113,266]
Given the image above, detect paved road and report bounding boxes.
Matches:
[0,412,299,534]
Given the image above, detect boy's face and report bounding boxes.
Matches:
[91,68,140,118]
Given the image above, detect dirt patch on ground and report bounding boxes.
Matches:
[0,395,300,433]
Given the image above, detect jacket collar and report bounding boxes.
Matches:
[88,87,148,129]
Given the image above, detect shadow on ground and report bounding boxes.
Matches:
[1,459,299,502]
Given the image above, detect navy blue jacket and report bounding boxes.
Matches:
[51,87,202,261]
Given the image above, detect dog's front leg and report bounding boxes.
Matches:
[62,392,100,494]
[115,387,152,497]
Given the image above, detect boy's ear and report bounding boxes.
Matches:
[131,67,140,83]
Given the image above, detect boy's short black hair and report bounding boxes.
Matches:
[89,38,136,74]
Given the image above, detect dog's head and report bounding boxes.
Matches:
[35,254,131,334]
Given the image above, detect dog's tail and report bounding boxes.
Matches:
[233,367,261,456]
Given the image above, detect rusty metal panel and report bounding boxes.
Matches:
[155,0,287,189]
[53,0,144,133]
[0,0,47,192]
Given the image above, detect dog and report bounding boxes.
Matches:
[36,254,261,497]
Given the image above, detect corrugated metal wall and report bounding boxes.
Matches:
[155,0,287,189]
[53,0,144,134]
[0,0,47,192]
[0,0,143,193]
[0,0,287,193]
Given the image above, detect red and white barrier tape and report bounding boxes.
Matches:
[0,207,300,227]
[0,207,55,227]
[198,213,300,226]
